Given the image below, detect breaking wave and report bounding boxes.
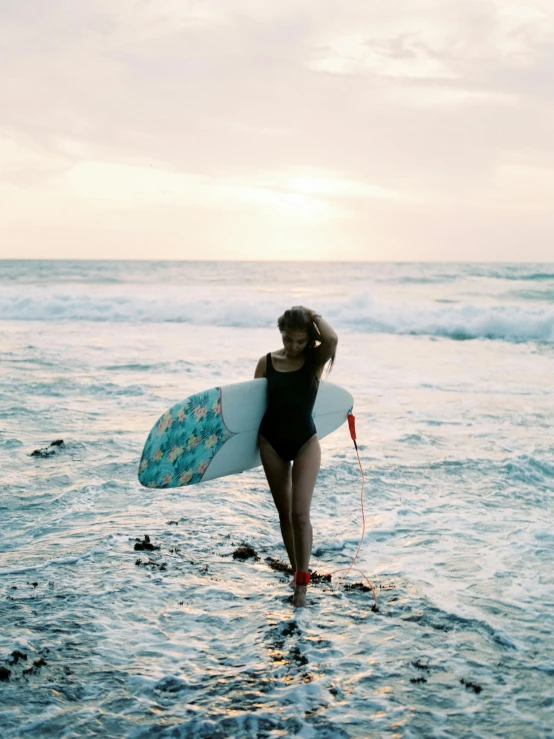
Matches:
[1,286,553,345]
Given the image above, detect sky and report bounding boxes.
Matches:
[0,0,553,262]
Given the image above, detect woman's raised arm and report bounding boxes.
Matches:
[299,306,338,362]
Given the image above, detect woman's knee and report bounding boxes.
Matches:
[291,509,311,528]
[278,507,292,522]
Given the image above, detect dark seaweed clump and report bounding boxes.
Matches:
[9,650,27,665]
[265,557,293,574]
[233,543,260,561]
[30,439,65,457]
[134,535,160,552]
[135,559,167,571]
[23,658,48,676]
[344,582,371,592]
[0,666,11,681]
[310,571,332,584]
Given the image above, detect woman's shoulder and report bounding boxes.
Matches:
[254,354,268,378]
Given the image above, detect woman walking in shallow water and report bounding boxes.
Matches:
[254,306,338,607]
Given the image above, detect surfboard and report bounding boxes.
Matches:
[138,378,353,488]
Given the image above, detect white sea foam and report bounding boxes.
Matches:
[1,283,553,344]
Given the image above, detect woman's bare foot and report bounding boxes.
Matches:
[292,585,307,608]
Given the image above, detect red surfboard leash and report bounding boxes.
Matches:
[322,411,379,612]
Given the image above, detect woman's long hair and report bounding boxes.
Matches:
[277,306,336,388]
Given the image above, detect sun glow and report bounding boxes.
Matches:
[58,161,396,225]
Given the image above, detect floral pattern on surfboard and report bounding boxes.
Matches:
[138,387,234,488]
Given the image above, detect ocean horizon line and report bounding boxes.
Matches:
[1,258,553,265]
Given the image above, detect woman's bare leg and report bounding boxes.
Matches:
[258,435,296,571]
[291,434,321,607]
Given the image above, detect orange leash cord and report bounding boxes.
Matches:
[323,412,379,612]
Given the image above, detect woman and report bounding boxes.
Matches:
[254,306,338,607]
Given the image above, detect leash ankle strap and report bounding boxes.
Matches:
[294,571,310,585]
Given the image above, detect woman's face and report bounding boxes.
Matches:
[281,328,308,357]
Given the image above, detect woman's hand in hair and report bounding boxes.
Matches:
[296,305,318,320]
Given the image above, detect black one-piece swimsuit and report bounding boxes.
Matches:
[258,350,320,462]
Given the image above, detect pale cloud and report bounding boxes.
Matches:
[307,33,459,79]
[307,0,553,68]
[0,0,553,259]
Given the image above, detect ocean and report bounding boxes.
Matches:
[1,260,553,738]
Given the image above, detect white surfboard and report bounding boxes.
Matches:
[138,378,353,488]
